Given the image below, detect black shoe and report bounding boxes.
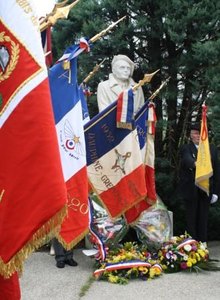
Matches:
[56,261,65,268]
[65,259,78,267]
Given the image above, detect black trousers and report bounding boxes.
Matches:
[184,188,210,242]
[52,238,73,263]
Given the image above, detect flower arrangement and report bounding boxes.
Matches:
[94,242,163,284]
[92,234,220,284]
[157,233,209,273]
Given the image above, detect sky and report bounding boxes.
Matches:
[33,0,57,18]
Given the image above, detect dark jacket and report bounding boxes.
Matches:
[179,141,220,200]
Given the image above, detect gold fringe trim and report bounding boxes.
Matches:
[56,228,89,251]
[116,121,133,130]
[0,205,67,278]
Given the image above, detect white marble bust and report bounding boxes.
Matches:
[97,55,144,113]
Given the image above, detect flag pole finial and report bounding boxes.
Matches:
[89,16,127,43]
[40,0,81,32]
[132,69,160,92]
[149,76,170,100]
[82,58,107,84]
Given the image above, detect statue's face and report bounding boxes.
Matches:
[112,60,131,81]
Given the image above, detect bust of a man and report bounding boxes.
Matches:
[97,54,144,113]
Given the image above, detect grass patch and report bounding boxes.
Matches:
[79,275,95,298]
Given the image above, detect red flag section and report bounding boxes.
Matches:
[0,2,67,278]
[124,101,157,224]
[0,272,21,300]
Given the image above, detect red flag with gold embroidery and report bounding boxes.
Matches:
[0,1,67,278]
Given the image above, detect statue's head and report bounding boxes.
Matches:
[111,55,135,81]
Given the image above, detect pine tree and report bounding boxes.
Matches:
[52,0,220,236]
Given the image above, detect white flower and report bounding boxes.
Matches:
[183,254,188,261]
[183,244,192,252]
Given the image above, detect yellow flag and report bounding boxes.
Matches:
[195,105,213,195]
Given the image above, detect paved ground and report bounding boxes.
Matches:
[20,241,220,300]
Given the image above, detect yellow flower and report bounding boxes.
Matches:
[189,252,196,260]
[198,249,205,258]
[151,266,162,276]
[195,253,201,261]
[186,260,192,267]
[139,266,148,274]
[149,268,156,278]
[108,274,119,283]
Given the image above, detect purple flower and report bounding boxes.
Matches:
[180,262,188,270]
[191,245,197,251]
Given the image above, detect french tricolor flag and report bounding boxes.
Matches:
[49,45,89,248]
[84,101,147,219]
[124,100,157,224]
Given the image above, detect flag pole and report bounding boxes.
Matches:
[40,0,81,32]
[89,16,127,43]
[149,76,170,100]
[81,58,106,85]
[132,69,160,92]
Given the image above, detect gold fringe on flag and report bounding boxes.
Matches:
[56,228,89,251]
[0,205,67,278]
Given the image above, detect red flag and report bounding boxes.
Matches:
[0,272,21,300]
[0,2,67,278]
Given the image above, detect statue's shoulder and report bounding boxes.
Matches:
[98,79,109,90]
[98,74,115,88]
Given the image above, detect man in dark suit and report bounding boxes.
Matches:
[179,123,220,244]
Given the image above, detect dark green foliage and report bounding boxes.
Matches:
[53,0,220,239]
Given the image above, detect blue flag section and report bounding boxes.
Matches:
[79,85,90,124]
[135,100,149,151]
[85,102,131,165]
[49,58,79,124]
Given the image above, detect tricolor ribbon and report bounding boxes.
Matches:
[57,37,91,63]
[94,260,152,278]
[176,238,197,250]
[116,89,134,130]
[148,102,157,135]
[88,199,107,261]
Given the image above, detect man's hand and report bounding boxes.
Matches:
[210,194,218,204]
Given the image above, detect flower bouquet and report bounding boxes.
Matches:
[133,197,172,250]
[94,242,163,284]
[89,199,128,249]
[157,233,209,273]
